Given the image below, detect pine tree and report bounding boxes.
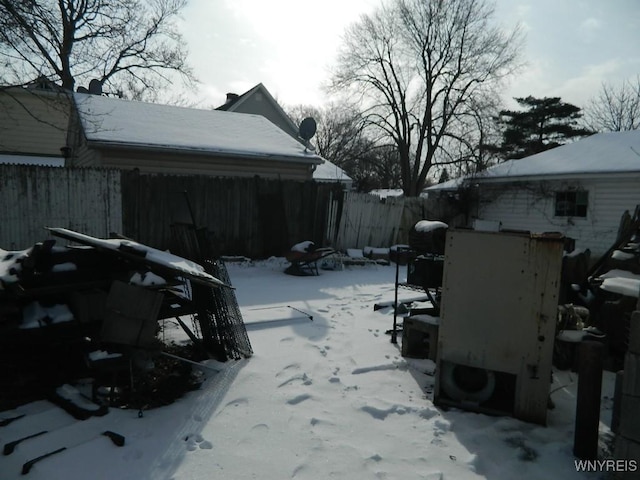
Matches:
[497,96,593,159]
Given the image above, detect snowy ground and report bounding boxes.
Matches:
[1,259,616,479]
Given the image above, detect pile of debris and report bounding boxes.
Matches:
[0,227,252,412]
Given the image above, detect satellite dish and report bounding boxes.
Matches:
[88,79,103,95]
[299,117,317,141]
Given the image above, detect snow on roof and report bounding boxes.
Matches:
[313,159,352,184]
[428,130,640,191]
[74,93,323,164]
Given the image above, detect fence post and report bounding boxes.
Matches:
[573,340,604,460]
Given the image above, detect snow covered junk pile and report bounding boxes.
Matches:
[0,227,252,411]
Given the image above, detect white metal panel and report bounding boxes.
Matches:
[436,230,563,424]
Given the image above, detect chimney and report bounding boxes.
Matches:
[226,93,239,104]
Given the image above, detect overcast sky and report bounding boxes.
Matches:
[176,0,639,112]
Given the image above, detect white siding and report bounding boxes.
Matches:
[476,177,640,256]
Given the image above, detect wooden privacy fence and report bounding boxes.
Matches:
[0,165,122,250]
[328,192,446,250]
[120,171,342,258]
[0,165,458,257]
[331,192,404,249]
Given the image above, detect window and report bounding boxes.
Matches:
[555,190,588,217]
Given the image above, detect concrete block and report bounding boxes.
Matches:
[630,312,640,355]
[402,316,439,361]
[623,354,640,397]
[613,436,640,479]
[620,394,640,444]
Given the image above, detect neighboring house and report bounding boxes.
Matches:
[0,85,71,166]
[217,83,353,189]
[427,130,640,256]
[66,92,323,180]
[217,83,301,141]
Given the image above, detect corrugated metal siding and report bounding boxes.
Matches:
[477,177,640,256]
[0,165,122,249]
[0,90,71,156]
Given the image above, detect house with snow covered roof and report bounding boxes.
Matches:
[217,83,353,189]
[426,130,640,255]
[66,92,324,180]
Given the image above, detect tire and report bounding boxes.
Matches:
[440,362,496,404]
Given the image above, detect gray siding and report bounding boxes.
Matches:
[230,94,299,140]
[0,89,71,156]
[476,176,640,256]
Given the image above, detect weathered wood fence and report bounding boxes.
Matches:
[120,171,340,258]
[0,165,122,250]
[328,192,454,250]
[0,165,457,256]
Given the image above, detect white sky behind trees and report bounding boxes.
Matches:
[175,0,639,112]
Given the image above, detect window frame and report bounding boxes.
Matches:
[554,190,588,218]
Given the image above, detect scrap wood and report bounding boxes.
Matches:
[46,227,230,289]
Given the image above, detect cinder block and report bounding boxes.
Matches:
[620,394,640,444]
[629,312,640,355]
[402,315,439,361]
[623,354,640,397]
[613,436,640,480]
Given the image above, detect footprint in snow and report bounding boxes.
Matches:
[184,433,212,451]
[251,423,269,433]
[275,363,300,378]
[222,397,248,410]
[287,394,312,405]
[278,373,312,388]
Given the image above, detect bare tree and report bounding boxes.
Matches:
[584,77,640,132]
[442,92,504,178]
[330,0,523,196]
[0,0,193,98]
[288,102,369,165]
[288,102,403,191]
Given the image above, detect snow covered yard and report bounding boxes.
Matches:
[2,259,615,479]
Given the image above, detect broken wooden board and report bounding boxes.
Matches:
[46,227,230,289]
